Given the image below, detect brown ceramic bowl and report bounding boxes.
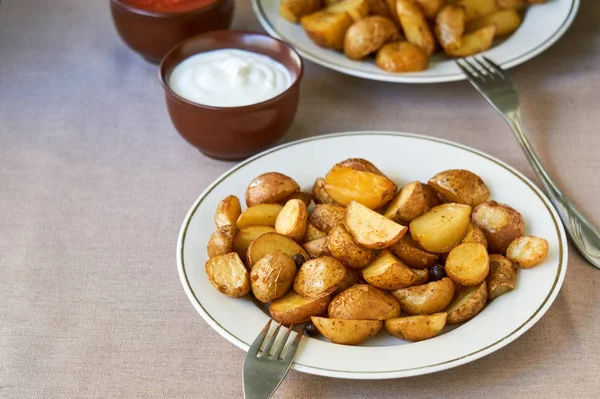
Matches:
[109,0,234,63]
[159,31,303,160]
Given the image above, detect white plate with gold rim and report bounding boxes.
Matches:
[177,132,567,379]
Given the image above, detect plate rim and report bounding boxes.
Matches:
[177,131,568,379]
[251,0,579,83]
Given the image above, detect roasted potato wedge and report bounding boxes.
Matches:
[294,256,347,298]
[207,225,238,258]
[376,41,429,73]
[435,5,465,52]
[214,195,242,228]
[205,252,251,297]
[312,317,383,345]
[334,267,362,294]
[329,284,401,320]
[496,0,524,9]
[327,0,369,21]
[386,0,401,25]
[390,234,439,269]
[345,201,408,249]
[312,177,335,204]
[384,181,432,224]
[367,0,394,18]
[304,223,327,242]
[236,204,283,228]
[246,172,300,207]
[472,201,524,254]
[324,165,398,209]
[301,10,354,50]
[247,232,309,269]
[362,250,417,290]
[446,281,488,324]
[445,243,489,286]
[250,251,297,303]
[410,267,429,285]
[455,0,498,22]
[391,277,455,315]
[232,225,276,261]
[327,224,373,268]
[421,183,441,209]
[413,0,445,20]
[280,0,323,23]
[396,0,436,55]
[385,312,447,342]
[428,169,490,207]
[309,204,346,233]
[445,24,496,57]
[303,236,332,257]
[506,236,549,268]
[270,291,331,325]
[283,191,313,208]
[275,199,308,241]
[344,16,399,60]
[486,254,517,300]
[461,223,488,248]
[410,203,472,253]
[466,9,522,37]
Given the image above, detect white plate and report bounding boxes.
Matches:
[252,0,578,83]
[178,132,568,379]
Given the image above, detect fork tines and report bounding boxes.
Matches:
[248,320,303,361]
[457,56,507,82]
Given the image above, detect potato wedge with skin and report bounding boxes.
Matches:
[384,181,432,224]
[207,225,238,259]
[312,177,335,205]
[247,232,309,269]
[472,201,524,255]
[396,0,436,55]
[250,251,297,303]
[428,169,490,207]
[486,254,517,300]
[385,312,447,342]
[410,203,472,253]
[327,0,369,21]
[445,243,489,286]
[367,0,394,18]
[312,317,383,345]
[435,5,465,52]
[386,0,401,25]
[232,226,276,261]
[461,223,487,248]
[344,17,400,60]
[410,267,429,285]
[246,172,300,207]
[336,158,389,176]
[466,10,522,37]
[329,284,401,320]
[324,165,398,209]
[275,199,308,241]
[236,204,283,229]
[362,251,417,290]
[303,236,332,258]
[205,252,251,297]
[294,256,346,298]
[445,24,496,57]
[283,191,313,208]
[376,41,429,73]
[413,0,445,20]
[280,0,323,23]
[390,234,439,269]
[270,291,331,325]
[391,277,455,315]
[214,195,242,228]
[304,223,327,242]
[345,201,408,249]
[327,224,373,269]
[455,0,498,22]
[334,268,362,294]
[421,183,441,209]
[506,236,549,268]
[301,11,353,50]
[309,204,346,233]
[446,281,487,324]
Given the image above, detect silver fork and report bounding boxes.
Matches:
[243,320,304,399]
[458,56,600,270]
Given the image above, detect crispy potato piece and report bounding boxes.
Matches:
[312,317,383,345]
[303,236,332,257]
[497,0,524,9]
[428,169,490,207]
[445,24,496,57]
[362,250,417,290]
[384,181,431,224]
[336,158,388,176]
[232,226,276,261]
[236,204,283,228]
[396,0,436,55]
[385,312,447,342]
[344,17,400,60]
[301,11,354,50]
[435,5,465,52]
[472,201,524,255]
[445,243,489,286]
[275,199,308,241]
[414,0,445,20]
[207,225,238,259]
[506,236,549,268]
[390,234,439,269]
[391,277,455,315]
[466,10,522,37]
[246,172,300,207]
[327,224,373,269]
[410,267,429,285]
[280,0,323,23]
[421,183,441,209]
[324,165,398,209]
[294,256,347,298]
[486,254,517,300]
[250,251,297,303]
[327,0,369,21]
[309,204,346,233]
[334,267,362,294]
[410,203,472,253]
[304,223,327,242]
[205,252,251,297]
[270,291,331,325]
[386,0,401,25]
[461,223,488,248]
[214,195,242,228]
[367,0,394,18]
[329,284,401,320]
[247,232,309,269]
[455,0,498,22]
[376,41,429,73]
[312,177,335,205]
[446,281,487,324]
[345,201,408,249]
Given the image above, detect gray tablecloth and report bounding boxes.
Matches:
[1,0,599,397]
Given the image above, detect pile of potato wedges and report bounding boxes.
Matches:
[205,158,549,345]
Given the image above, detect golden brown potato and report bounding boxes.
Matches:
[250,251,297,303]
[446,281,488,324]
[385,312,447,342]
[428,169,490,207]
[304,223,327,242]
[367,0,394,18]
[486,254,517,300]
[455,0,498,22]
[324,165,398,209]
[390,235,439,269]
[334,267,362,294]
[461,223,488,248]
[410,203,472,253]
[506,236,549,268]
[337,157,388,175]
[312,177,335,204]
[275,199,308,241]
[421,183,442,209]
[312,317,383,345]
[329,284,401,320]
[445,243,489,286]
[294,256,347,298]
[362,250,417,290]
[303,236,332,257]
[391,277,455,315]
[247,232,309,269]
[496,0,524,9]
[309,204,346,233]
[410,267,429,285]
[246,172,300,207]
[344,17,400,60]
[205,252,251,297]
[232,225,276,261]
[466,10,522,37]
[445,24,496,57]
[413,0,445,20]
[384,181,432,224]
[386,0,401,25]
[214,195,242,228]
[472,201,524,255]
[301,11,354,50]
[327,0,369,21]
[270,291,331,325]
[283,191,313,208]
[345,201,408,249]
[435,4,465,52]
[376,41,429,73]
[207,225,238,259]
[396,0,436,55]
[280,0,323,23]
[327,224,373,268]
[236,204,283,228]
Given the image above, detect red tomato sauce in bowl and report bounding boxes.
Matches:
[122,0,216,13]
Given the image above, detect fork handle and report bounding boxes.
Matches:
[505,109,600,269]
